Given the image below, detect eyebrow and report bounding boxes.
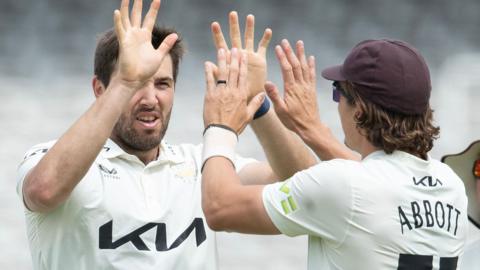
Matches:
[154,76,174,83]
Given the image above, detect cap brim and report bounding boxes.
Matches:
[321,65,346,81]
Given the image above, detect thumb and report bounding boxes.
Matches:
[247,93,266,119]
[265,81,287,113]
[156,33,178,57]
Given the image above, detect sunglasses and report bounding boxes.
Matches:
[474,159,480,178]
[332,81,354,103]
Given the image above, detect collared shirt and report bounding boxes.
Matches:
[17,139,255,270]
[263,150,468,270]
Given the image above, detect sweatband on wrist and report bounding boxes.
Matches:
[202,124,238,137]
[201,125,238,171]
[253,98,270,119]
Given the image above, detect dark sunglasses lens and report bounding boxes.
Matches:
[333,89,340,102]
[474,159,480,178]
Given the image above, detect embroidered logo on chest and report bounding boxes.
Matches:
[99,164,120,180]
[172,163,197,182]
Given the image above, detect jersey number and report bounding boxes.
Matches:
[398,254,458,270]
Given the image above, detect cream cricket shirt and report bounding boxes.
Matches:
[263,151,468,270]
[17,139,254,270]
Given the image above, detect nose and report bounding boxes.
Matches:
[138,84,158,108]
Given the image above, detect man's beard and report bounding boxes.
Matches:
[113,109,172,151]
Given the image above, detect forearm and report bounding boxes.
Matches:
[202,157,241,229]
[24,81,134,212]
[202,157,278,234]
[251,109,317,180]
[299,122,360,161]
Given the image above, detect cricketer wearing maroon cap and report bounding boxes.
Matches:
[322,39,431,115]
[200,37,468,269]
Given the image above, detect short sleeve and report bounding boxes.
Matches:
[16,141,55,207]
[233,153,257,173]
[262,160,355,244]
[193,143,257,173]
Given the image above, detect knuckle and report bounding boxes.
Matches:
[282,64,293,72]
[292,62,301,69]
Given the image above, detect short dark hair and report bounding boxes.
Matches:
[343,81,440,159]
[94,26,184,87]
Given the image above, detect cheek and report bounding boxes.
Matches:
[158,91,174,109]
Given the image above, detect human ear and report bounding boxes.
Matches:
[92,76,106,98]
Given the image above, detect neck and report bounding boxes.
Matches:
[356,139,381,159]
[110,137,160,165]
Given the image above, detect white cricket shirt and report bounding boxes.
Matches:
[17,139,254,270]
[263,150,468,270]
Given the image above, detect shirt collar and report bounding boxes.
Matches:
[363,150,432,168]
[100,139,184,164]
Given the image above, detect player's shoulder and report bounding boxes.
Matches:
[312,158,365,173]
[162,141,202,161]
[429,158,466,191]
[302,159,367,185]
[21,140,57,162]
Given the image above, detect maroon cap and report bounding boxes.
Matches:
[322,39,431,115]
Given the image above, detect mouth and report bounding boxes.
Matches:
[135,115,160,129]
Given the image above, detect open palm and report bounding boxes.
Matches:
[114,0,178,89]
[211,12,272,100]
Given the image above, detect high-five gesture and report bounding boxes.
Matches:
[211,12,272,100]
[113,0,178,89]
[203,48,265,135]
[266,39,358,161]
[265,39,320,137]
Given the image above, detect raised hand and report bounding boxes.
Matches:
[265,39,321,138]
[113,0,178,89]
[203,48,265,135]
[211,12,272,100]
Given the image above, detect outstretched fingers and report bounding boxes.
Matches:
[275,45,295,86]
[244,14,255,51]
[211,22,229,50]
[229,11,242,48]
[204,62,216,94]
[257,28,272,56]
[217,49,228,83]
[265,81,289,116]
[281,39,303,81]
[154,33,178,60]
[130,0,143,27]
[114,10,126,41]
[228,48,240,89]
[308,55,316,86]
[120,0,131,30]
[239,52,248,97]
[296,40,310,82]
[142,0,161,31]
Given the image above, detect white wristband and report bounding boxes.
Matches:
[202,126,238,170]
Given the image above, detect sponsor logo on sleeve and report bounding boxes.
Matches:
[279,182,298,215]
